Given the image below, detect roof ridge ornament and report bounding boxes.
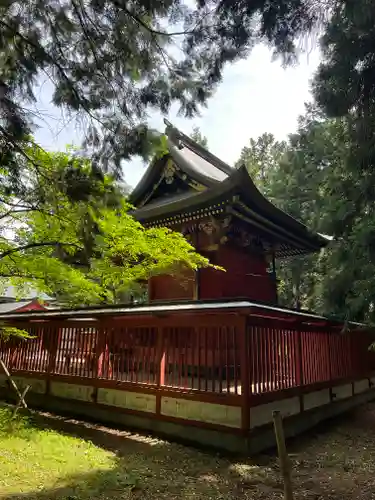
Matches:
[163,119,234,177]
[164,119,184,150]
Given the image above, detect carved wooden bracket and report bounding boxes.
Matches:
[198,215,232,251]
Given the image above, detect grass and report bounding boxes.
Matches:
[0,405,139,499]
[1,402,375,499]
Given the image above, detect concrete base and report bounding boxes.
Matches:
[0,389,246,454]
[1,387,374,455]
[248,388,375,455]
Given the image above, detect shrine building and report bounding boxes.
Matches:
[1,123,374,456]
[129,121,328,304]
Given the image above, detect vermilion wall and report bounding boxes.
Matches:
[149,270,196,302]
[148,244,277,303]
[199,245,277,303]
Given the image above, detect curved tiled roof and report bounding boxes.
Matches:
[129,120,234,207]
[129,122,329,256]
[169,143,229,183]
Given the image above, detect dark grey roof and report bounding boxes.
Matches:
[129,121,234,207]
[129,123,329,256]
[132,164,328,254]
[169,143,229,183]
[132,189,207,221]
[164,119,233,176]
[138,190,197,211]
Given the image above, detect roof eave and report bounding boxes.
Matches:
[131,165,327,254]
[234,166,328,250]
[128,155,165,207]
[167,142,221,188]
[132,168,242,222]
[129,144,223,208]
[164,119,234,176]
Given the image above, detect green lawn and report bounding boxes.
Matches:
[2,402,375,499]
[0,403,251,500]
[0,405,138,499]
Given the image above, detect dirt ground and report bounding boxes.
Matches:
[13,402,375,500]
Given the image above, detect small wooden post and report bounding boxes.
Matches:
[272,410,294,500]
[296,329,304,412]
[46,324,59,395]
[12,385,31,418]
[0,358,28,410]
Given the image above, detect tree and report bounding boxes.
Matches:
[238,106,375,324]
[0,144,210,306]
[266,108,339,314]
[235,133,287,196]
[308,1,375,321]
[190,127,208,148]
[313,0,375,175]
[235,122,324,312]
[0,0,326,176]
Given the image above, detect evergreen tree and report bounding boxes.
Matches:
[236,108,375,323]
[0,0,326,177]
[235,132,287,197]
[313,0,375,175]
[190,127,208,148]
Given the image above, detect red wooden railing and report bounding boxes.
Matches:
[0,309,374,414]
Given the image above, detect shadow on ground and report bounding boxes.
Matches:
[3,404,375,499]
[3,410,277,500]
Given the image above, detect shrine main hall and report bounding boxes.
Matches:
[130,120,328,304]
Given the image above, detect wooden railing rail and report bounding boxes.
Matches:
[1,310,374,436]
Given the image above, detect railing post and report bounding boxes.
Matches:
[46,323,59,396]
[239,315,250,435]
[96,324,109,379]
[327,332,334,402]
[157,326,166,387]
[350,332,355,396]
[296,329,304,412]
[91,323,107,403]
[155,325,166,416]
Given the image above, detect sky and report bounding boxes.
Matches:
[33,44,321,190]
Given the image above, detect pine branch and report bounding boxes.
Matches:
[113,1,195,37]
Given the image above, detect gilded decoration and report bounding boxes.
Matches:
[232,227,274,255]
[188,179,206,192]
[181,223,197,235]
[199,221,215,235]
[197,216,232,252]
[161,159,205,192]
[163,159,177,185]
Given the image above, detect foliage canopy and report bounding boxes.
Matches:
[237,106,375,323]
[0,145,209,306]
[3,0,375,324]
[0,0,326,174]
[190,127,208,148]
